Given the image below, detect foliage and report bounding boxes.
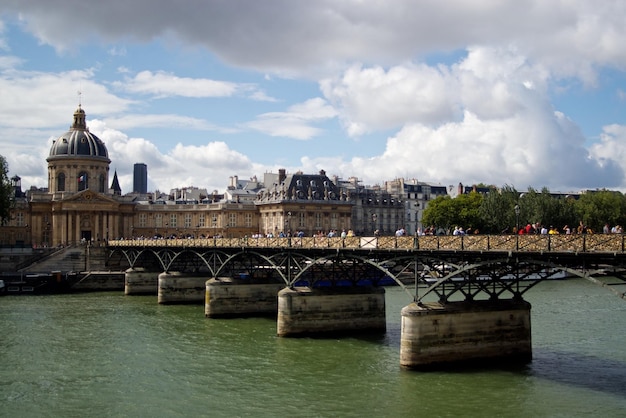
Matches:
[423,184,626,234]
[0,155,14,225]
[479,184,518,233]
[575,190,626,232]
[422,192,484,232]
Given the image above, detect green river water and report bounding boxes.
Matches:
[1,278,625,417]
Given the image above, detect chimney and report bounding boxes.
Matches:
[278,168,286,184]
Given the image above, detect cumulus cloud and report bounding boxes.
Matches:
[0,68,133,128]
[88,120,255,193]
[317,46,624,190]
[589,124,626,176]
[321,63,459,136]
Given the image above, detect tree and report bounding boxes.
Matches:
[0,155,14,225]
[574,190,626,232]
[480,184,519,234]
[422,195,454,231]
[422,192,484,233]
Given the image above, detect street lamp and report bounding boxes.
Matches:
[514,204,520,234]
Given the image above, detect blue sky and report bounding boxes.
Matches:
[1,1,626,195]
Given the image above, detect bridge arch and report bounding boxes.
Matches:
[415,258,585,303]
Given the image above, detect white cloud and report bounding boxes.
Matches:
[103,113,237,134]
[315,47,623,190]
[0,68,133,128]
[89,120,254,193]
[118,70,240,98]
[246,98,337,140]
[321,63,459,136]
[589,124,626,178]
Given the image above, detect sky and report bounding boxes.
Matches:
[1,1,626,195]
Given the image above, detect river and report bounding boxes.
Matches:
[1,278,625,417]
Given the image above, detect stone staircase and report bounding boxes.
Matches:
[19,245,110,274]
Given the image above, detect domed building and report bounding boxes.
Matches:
[24,105,133,247]
[1,104,371,254]
[47,105,111,195]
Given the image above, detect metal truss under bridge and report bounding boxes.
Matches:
[107,235,626,303]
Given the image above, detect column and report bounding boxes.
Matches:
[61,212,67,246]
[108,212,115,240]
[94,212,100,242]
[75,212,81,243]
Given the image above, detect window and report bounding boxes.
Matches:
[58,173,66,192]
[139,213,147,227]
[229,213,237,227]
[78,172,88,191]
[15,212,24,226]
[184,213,192,228]
[330,212,338,228]
[198,214,205,227]
[315,213,322,228]
[169,214,177,228]
[244,213,252,227]
[155,214,163,227]
[298,212,305,228]
[99,174,106,193]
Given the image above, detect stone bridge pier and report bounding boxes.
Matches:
[276,286,387,337]
[400,299,532,369]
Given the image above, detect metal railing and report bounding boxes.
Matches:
[108,234,626,254]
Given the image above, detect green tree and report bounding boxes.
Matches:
[574,190,626,232]
[422,195,454,231]
[423,192,484,233]
[480,184,519,233]
[454,192,484,232]
[0,155,14,225]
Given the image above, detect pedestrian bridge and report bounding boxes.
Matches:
[108,234,626,302]
[107,234,626,369]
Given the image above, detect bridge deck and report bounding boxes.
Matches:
[109,234,626,255]
[107,234,626,303]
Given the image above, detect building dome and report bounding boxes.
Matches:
[48,105,109,161]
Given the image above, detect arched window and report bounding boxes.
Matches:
[57,173,66,192]
[99,174,106,193]
[78,172,88,191]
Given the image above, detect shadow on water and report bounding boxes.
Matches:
[410,347,626,399]
[527,348,626,398]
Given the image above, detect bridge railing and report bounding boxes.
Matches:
[108,234,626,253]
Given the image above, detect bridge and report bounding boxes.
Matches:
[107,234,626,369]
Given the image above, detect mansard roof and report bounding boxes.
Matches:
[255,171,349,204]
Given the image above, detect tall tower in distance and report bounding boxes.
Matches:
[133,163,148,194]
